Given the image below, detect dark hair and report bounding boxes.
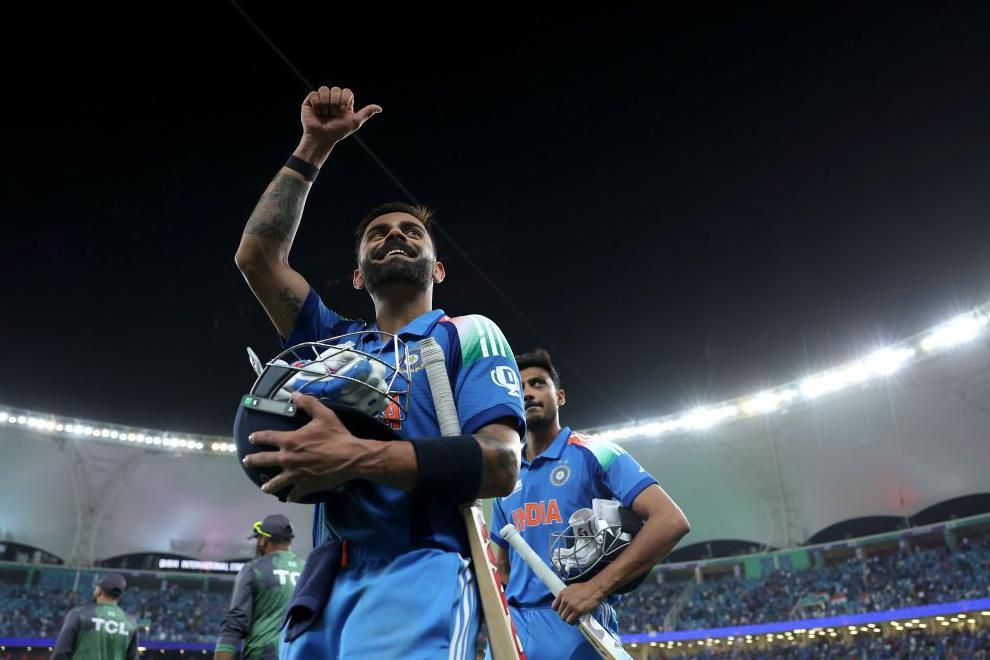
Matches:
[268,535,292,545]
[354,202,436,257]
[515,348,561,389]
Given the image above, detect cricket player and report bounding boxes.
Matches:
[51,573,138,660]
[215,515,305,660]
[235,84,526,659]
[489,349,690,660]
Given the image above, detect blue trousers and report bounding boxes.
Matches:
[486,603,618,660]
[280,545,479,660]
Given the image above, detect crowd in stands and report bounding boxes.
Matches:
[1,534,988,656]
[0,583,229,643]
[658,627,990,659]
[616,535,990,632]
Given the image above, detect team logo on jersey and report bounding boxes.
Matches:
[550,464,571,486]
[400,352,422,373]
[491,365,520,397]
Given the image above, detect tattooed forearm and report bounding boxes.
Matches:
[477,431,520,491]
[244,173,310,241]
[277,287,302,316]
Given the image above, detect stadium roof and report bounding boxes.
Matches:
[3,303,989,559]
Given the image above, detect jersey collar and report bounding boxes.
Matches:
[522,426,571,467]
[362,309,447,350]
[369,308,446,339]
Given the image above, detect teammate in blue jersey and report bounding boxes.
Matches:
[234,84,525,659]
[489,349,691,660]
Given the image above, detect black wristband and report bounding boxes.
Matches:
[285,155,320,182]
[412,435,483,504]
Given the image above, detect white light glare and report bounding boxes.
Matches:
[741,389,798,415]
[864,347,916,376]
[677,405,738,431]
[921,315,987,352]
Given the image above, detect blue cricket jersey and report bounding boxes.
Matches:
[490,426,657,607]
[282,288,526,556]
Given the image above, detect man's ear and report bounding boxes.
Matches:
[353,268,364,290]
[557,387,566,408]
[433,261,446,284]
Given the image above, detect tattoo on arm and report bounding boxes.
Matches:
[244,173,310,241]
[478,432,520,486]
[277,287,302,316]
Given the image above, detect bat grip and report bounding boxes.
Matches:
[500,524,567,597]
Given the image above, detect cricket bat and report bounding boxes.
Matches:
[419,337,526,660]
[499,524,633,660]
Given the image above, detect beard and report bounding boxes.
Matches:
[525,405,556,430]
[360,255,434,295]
[255,542,264,558]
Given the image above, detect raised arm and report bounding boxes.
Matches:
[234,85,382,338]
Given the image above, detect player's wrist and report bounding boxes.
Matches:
[292,137,334,169]
[349,438,417,492]
[587,570,620,600]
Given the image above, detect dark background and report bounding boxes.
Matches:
[3,4,989,434]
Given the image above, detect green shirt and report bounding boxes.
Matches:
[52,602,139,660]
[215,550,304,659]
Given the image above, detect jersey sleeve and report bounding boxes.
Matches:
[215,565,255,654]
[51,608,81,660]
[282,288,363,347]
[441,315,526,435]
[572,434,658,508]
[490,498,510,549]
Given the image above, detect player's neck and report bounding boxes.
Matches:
[371,287,433,335]
[525,422,562,461]
[95,596,118,606]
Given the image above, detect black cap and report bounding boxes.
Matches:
[97,573,127,597]
[248,514,294,540]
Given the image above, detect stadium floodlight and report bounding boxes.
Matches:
[679,405,738,431]
[921,314,987,352]
[865,348,916,376]
[17,416,26,424]
[800,371,848,399]
[741,390,790,415]
[0,412,7,422]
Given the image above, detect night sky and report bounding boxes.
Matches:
[4,4,990,435]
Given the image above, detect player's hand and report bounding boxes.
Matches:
[552,582,607,625]
[242,392,362,502]
[301,85,382,150]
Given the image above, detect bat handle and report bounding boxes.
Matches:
[500,524,567,597]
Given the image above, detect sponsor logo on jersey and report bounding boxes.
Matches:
[491,365,520,397]
[273,569,301,586]
[510,499,563,531]
[91,617,129,636]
